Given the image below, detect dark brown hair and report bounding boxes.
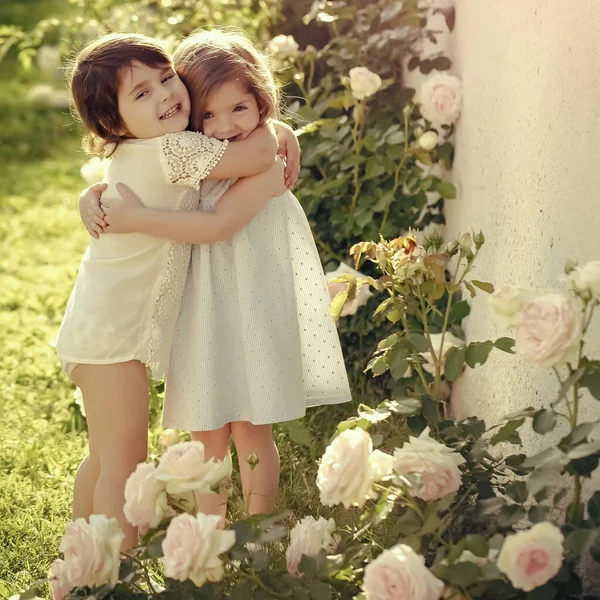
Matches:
[69,33,172,154]
[173,29,279,133]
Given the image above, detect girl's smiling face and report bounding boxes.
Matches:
[201,79,261,141]
[117,61,191,139]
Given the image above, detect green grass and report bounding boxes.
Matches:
[0,146,374,598]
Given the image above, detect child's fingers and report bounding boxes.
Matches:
[86,224,99,239]
[92,214,106,228]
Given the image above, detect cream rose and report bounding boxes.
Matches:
[326,262,373,317]
[317,429,383,508]
[49,558,71,600]
[348,66,383,100]
[419,73,463,126]
[155,441,232,495]
[393,427,465,501]
[489,285,530,327]
[59,515,124,589]
[286,516,337,575]
[162,512,236,587]
[417,131,439,151]
[497,522,564,591]
[266,34,300,59]
[124,462,171,532]
[159,428,181,450]
[515,293,583,367]
[363,544,444,600]
[568,260,600,300]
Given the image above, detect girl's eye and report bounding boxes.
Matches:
[136,91,149,100]
[162,74,175,83]
[233,105,248,112]
[203,112,213,120]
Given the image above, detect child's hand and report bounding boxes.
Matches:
[273,121,301,189]
[101,183,144,233]
[79,183,107,239]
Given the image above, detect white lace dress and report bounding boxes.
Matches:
[56,132,227,379]
[162,179,352,431]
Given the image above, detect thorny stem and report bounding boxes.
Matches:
[350,100,367,214]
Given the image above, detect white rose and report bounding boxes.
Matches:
[37,45,61,72]
[348,66,383,100]
[417,131,438,151]
[393,427,465,501]
[497,522,564,592]
[326,262,373,317]
[266,34,300,59]
[124,462,171,532]
[317,429,383,508]
[162,513,236,587]
[568,261,600,300]
[155,441,232,496]
[515,293,583,367]
[420,332,464,376]
[286,516,337,575]
[159,428,181,450]
[489,285,530,327]
[80,157,109,186]
[419,73,463,126]
[363,544,444,600]
[49,558,71,600]
[59,515,124,589]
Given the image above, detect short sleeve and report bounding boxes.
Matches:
[159,131,228,189]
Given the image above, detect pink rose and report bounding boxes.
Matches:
[49,559,71,600]
[515,293,583,367]
[363,544,444,600]
[497,522,564,591]
[419,73,463,126]
[124,462,171,532]
[59,515,124,589]
[155,441,232,496]
[286,516,337,575]
[162,513,236,587]
[393,427,465,501]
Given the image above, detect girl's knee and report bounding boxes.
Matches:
[191,424,231,457]
[231,421,273,446]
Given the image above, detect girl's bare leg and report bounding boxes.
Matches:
[190,424,231,523]
[230,422,279,515]
[72,361,149,551]
[72,422,100,520]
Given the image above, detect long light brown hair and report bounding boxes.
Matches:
[173,29,279,133]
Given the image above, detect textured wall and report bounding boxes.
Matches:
[446,0,600,448]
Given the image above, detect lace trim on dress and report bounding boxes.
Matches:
[143,186,199,379]
[160,131,228,189]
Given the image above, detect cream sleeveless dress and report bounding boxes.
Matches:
[56,132,227,380]
[162,179,352,431]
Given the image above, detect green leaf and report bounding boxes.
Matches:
[494,337,516,354]
[20,587,44,600]
[582,363,600,400]
[588,491,600,525]
[490,418,525,445]
[447,562,481,587]
[528,505,549,523]
[386,397,422,416]
[146,536,165,558]
[449,300,471,324]
[567,440,600,460]
[465,534,489,557]
[554,489,568,506]
[432,56,452,71]
[409,333,430,353]
[465,341,493,368]
[527,584,557,600]
[527,463,564,495]
[444,346,466,382]
[471,280,495,293]
[421,394,441,427]
[505,480,528,504]
[566,528,598,556]
[308,582,332,600]
[231,522,256,545]
[522,447,564,468]
[282,419,315,449]
[329,291,348,321]
[299,554,319,578]
[497,505,526,528]
[532,409,558,434]
[436,180,457,199]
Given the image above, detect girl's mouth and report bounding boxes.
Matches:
[160,104,181,120]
